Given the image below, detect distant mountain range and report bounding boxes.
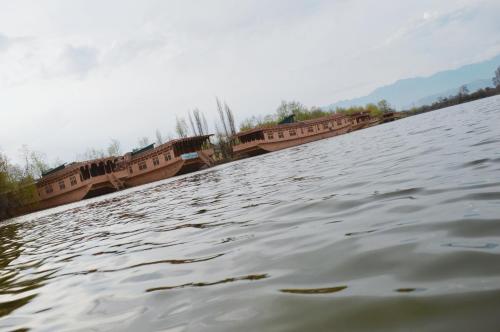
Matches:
[326,54,500,110]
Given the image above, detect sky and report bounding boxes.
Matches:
[1,0,500,165]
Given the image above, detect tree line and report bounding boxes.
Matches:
[1,148,43,219]
[239,99,394,131]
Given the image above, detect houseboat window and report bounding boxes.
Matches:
[336,119,342,126]
[129,166,133,174]
[278,131,284,139]
[58,180,66,190]
[70,176,77,186]
[153,156,160,166]
[45,185,53,194]
[97,162,106,176]
[317,124,320,130]
[267,132,274,139]
[80,166,90,180]
[164,153,172,161]
[323,123,328,129]
[138,161,147,170]
[289,129,296,136]
[308,126,314,133]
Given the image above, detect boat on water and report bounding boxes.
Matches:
[30,135,214,212]
[232,112,377,158]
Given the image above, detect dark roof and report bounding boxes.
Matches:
[42,164,66,177]
[169,134,213,145]
[234,127,266,137]
[349,111,371,117]
[128,135,213,160]
[131,143,155,156]
[278,114,295,125]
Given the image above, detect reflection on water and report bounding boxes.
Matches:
[146,274,269,293]
[1,96,500,331]
[280,286,347,294]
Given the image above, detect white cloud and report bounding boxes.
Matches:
[59,45,99,78]
[422,11,438,20]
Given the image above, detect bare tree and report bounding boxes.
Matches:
[193,108,205,136]
[213,122,232,160]
[216,97,229,138]
[78,147,105,161]
[187,111,198,136]
[107,139,121,156]
[155,130,164,145]
[19,145,49,179]
[165,132,175,141]
[224,102,236,136]
[137,137,150,148]
[175,117,188,138]
[202,113,209,135]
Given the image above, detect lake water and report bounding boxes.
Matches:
[1,96,500,331]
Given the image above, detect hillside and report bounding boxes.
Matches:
[326,54,500,110]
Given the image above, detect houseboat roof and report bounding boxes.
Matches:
[40,162,86,181]
[127,135,214,160]
[138,135,213,151]
[38,157,120,182]
[38,162,82,183]
[131,143,155,156]
[348,111,372,118]
[168,134,213,145]
[42,164,67,177]
[234,113,347,138]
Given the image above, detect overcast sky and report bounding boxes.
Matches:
[1,0,500,165]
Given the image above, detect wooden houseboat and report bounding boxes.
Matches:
[33,135,214,211]
[35,156,127,211]
[232,113,352,158]
[122,135,214,188]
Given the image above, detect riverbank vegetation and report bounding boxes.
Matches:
[0,149,45,220]
[239,99,394,131]
[404,85,500,115]
[404,67,500,115]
